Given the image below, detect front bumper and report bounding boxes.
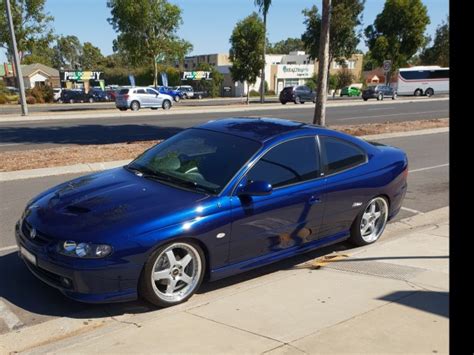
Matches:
[15,221,140,303]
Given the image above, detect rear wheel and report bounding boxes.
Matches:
[162,100,171,110]
[174,96,180,102]
[425,88,434,97]
[349,196,389,246]
[69,99,74,104]
[131,101,140,111]
[295,96,300,104]
[414,89,422,96]
[392,92,397,100]
[197,94,202,99]
[377,93,383,101]
[280,101,287,105]
[88,97,94,103]
[139,241,205,307]
[363,98,368,101]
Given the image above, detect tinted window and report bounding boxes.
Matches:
[128,129,261,194]
[320,136,366,174]
[119,89,129,94]
[399,69,449,80]
[146,88,158,95]
[247,137,320,188]
[136,89,146,94]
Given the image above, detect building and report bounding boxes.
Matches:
[1,63,60,88]
[363,67,397,85]
[183,53,231,70]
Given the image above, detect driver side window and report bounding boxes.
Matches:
[247,137,320,188]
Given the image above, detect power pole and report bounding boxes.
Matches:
[4,0,28,116]
[313,0,331,126]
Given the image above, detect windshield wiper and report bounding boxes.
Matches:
[167,177,216,195]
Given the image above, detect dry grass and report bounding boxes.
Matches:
[0,119,448,172]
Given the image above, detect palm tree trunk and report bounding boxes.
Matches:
[313,0,331,126]
[260,14,267,104]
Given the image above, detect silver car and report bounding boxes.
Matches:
[115,87,173,111]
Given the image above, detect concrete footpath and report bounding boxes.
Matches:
[3,207,448,354]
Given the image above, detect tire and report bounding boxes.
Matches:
[58,99,63,104]
[69,99,74,104]
[118,108,127,111]
[300,101,305,104]
[392,92,397,100]
[377,93,383,101]
[414,89,422,96]
[131,101,140,111]
[88,97,94,103]
[280,101,287,105]
[349,196,389,246]
[198,94,202,99]
[294,96,300,104]
[162,100,171,110]
[174,96,180,103]
[363,98,368,101]
[425,88,434,97]
[139,241,206,307]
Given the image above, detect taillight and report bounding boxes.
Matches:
[123,94,129,100]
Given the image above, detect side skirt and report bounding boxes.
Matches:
[209,231,350,281]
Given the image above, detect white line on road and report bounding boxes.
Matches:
[409,163,449,173]
[339,109,449,121]
[401,206,425,215]
[0,299,24,331]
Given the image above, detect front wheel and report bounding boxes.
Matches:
[131,101,140,111]
[174,96,180,103]
[414,89,422,96]
[280,101,287,105]
[392,93,397,100]
[139,241,205,307]
[377,93,383,101]
[162,100,171,110]
[349,196,389,246]
[88,97,94,103]
[294,96,300,104]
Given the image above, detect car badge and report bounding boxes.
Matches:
[30,228,37,239]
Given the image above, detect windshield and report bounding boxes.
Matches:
[126,128,261,194]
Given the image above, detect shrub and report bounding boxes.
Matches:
[266,90,275,96]
[0,94,7,104]
[26,96,36,104]
[249,90,260,97]
[29,85,54,103]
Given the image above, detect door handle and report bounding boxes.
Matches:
[308,196,321,204]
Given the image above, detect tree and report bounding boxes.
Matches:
[365,0,430,82]
[107,0,192,86]
[419,17,449,67]
[196,63,224,98]
[21,39,55,66]
[254,0,272,103]
[52,35,83,69]
[81,42,104,69]
[302,0,365,68]
[313,0,331,125]
[0,0,54,61]
[229,13,265,104]
[335,67,354,89]
[267,38,305,54]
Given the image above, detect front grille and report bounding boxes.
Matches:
[21,220,53,246]
[23,258,68,288]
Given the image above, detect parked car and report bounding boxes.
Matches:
[156,86,183,102]
[115,87,173,111]
[191,90,209,99]
[106,89,119,102]
[279,85,316,104]
[175,85,194,99]
[362,85,397,101]
[88,88,110,102]
[53,88,62,102]
[16,117,408,307]
[59,89,91,103]
[340,86,361,97]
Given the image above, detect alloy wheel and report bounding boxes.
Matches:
[360,197,388,243]
[150,243,202,303]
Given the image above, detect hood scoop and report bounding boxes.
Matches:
[65,205,91,214]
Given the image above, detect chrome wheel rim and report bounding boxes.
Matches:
[151,243,202,303]
[360,197,388,243]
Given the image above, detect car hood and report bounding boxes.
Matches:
[24,167,212,242]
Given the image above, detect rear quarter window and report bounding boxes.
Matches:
[320,136,367,175]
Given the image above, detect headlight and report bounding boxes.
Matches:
[58,240,112,258]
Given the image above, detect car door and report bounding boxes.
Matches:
[228,136,326,264]
[317,135,371,239]
[302,86,312,101]
[146,88,161,107]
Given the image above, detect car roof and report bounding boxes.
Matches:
[195,117,336,143]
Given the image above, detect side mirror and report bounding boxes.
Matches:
[238,180,273,196]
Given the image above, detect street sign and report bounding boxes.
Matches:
[383,60,392,72]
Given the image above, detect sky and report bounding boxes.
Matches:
[1,0,449,62]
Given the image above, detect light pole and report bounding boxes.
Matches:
[4,0,28,115]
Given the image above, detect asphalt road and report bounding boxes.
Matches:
[0,99,449,152]
[0,131,449,335]
[0,96,365,115]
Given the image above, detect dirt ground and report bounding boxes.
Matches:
[0,118,448,172]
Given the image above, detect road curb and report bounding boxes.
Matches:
[0,127,449,182]
[0,97,449,123]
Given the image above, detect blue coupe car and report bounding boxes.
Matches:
[16,118,408,307]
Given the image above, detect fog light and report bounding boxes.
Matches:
[61,277,72,288]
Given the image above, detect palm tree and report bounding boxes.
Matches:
[254,0,272,104]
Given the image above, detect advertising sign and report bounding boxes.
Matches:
[61,71,102,81]
[182,71,211,80]
[276,65,313,79]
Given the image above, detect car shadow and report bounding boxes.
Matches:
[377,290,449,318]
[0,125,184,146]
[0,241,354,321]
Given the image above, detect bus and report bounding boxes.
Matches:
[395,66,449,97]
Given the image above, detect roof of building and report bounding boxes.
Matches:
[20,63,59,77]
